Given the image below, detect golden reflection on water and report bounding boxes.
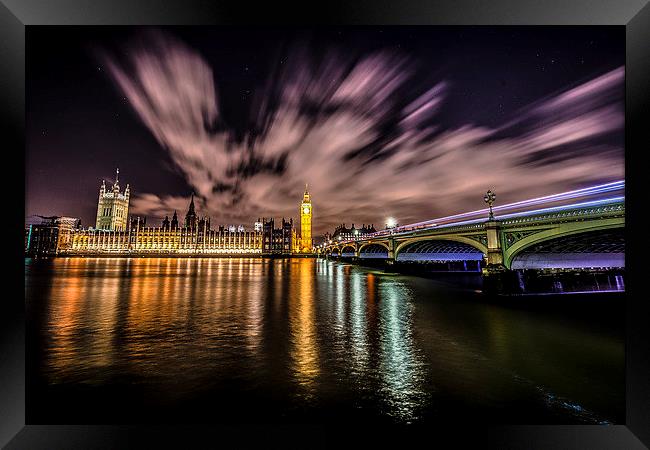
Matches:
[47,258,126,382]
[289,259,320,397]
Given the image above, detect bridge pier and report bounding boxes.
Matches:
[481,219,522,295]
[482,265,523,296]
[485,219,504,267]
[385,238,396,265]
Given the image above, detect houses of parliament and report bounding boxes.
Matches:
[32,170,314,256]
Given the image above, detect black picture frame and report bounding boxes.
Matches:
[3,1,649,447]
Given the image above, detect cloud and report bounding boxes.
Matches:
[104,31,624,235]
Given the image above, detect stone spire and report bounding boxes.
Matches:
[113,168,120,193]
[188,192,195,215]
[185,193,198,230]
[303,183,310,202]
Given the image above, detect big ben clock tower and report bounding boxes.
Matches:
[300,184,312,253]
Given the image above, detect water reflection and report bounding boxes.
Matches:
[377,282,429,422]
[26,257,624,424]
[289,259,320,398]
[349,271,368,379]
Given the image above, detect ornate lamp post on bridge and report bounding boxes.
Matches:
[481,188,513,294]
[484,190,496,220]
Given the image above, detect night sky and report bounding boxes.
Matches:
[26,26,624,235]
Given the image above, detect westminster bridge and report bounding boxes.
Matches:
[317,182,625,294]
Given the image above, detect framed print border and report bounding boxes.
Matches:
[2,0,649,448]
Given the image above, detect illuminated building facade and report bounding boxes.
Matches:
[299,185,313,252]
[25,216,82,256]
[261,218,293,254]
[26,223,60,256]
[62,194,260,255]
[28,174,316,257]
[63,226,262,255]
[95,169,130,231]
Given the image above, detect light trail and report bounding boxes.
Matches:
[390,180,624,232]
[329,189,625,246]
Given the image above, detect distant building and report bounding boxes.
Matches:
[325,223,376,243]
[25,223,60,256]
[25,215,81,256]
[96,168,130,231]
[261,217,293,254]
[55,216,82,250]
[56,216,82,231]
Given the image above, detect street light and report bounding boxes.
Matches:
[484,190,496,220]
[386,217,397,229]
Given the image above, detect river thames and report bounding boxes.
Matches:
[25,257,624,424]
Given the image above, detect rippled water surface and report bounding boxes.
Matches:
[25,257,624,424]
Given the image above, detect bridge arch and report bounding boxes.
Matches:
[358,241,390,253]
[394,235,487,259]
[504,218,624,269]
[340,244,357,257]
[358,242,390,259]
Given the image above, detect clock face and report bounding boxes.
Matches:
[303,206,310,214]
